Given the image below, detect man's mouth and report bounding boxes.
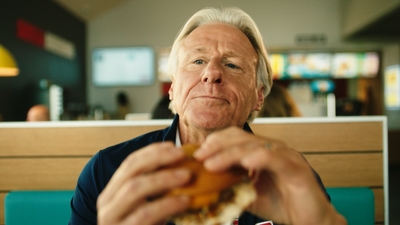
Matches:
[196,96,229,104]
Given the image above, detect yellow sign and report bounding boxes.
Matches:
[384,65,400,108]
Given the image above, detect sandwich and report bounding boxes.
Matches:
[165,144,257,225]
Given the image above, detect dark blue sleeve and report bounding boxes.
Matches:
[67,125,172,225]
[69,153,102,225]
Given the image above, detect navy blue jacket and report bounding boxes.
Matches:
[69,115,328,225]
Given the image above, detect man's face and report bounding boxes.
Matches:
[169,23,264,130]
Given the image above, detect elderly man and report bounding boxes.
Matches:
[69,7,346,225]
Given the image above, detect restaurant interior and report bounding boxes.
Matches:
[1,0,400,224]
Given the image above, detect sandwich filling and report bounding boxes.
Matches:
[171,181,256,225]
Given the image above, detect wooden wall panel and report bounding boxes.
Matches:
[0,158,90,190]
[373,188,384,223]
[0,154,382,190]
[0,121,383,157]
[251,122,383,152]
[0,125,168,157]
[0,193,4,224]
[304,153,383,187]
[0,118,386,225]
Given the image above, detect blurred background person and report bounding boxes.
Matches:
[115,91,130,119]
[26,104,50,121]
[258,84,302,117]
[151,94,175,119]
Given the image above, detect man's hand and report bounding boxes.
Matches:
[194,127,347,225]
[97,142,191,225]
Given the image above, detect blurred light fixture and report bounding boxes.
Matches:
[0,45,19,76]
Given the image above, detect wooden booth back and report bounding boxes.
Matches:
[0,117,387,225]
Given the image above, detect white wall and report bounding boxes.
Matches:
[88,0,388,115]
[340,0,400,38]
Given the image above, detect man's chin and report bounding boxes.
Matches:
[188,113,232,130]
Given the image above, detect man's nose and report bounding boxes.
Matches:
[201,61,222,84]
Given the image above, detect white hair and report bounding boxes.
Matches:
[168,7,273,122]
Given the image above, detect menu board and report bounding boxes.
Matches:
[268,51,379,80]
[269,54,287,79]
[331,52,379,78]
[287,53,331,79]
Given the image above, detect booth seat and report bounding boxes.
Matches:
[4,187,374,225]
[327,187,375,225]
[5,190,73,225]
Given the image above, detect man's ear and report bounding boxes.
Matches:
[168,82,174,100]
[253,86,265,111]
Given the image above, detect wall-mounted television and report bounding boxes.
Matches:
[92,46,155,86]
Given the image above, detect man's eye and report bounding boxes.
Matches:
[194,59,204,64]
[226,63,239,69]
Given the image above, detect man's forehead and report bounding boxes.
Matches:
[179,43,245,59]
[178,23,258,61]
[181,36,251,56]
[183,23,245,43]
[187,46,208,53]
